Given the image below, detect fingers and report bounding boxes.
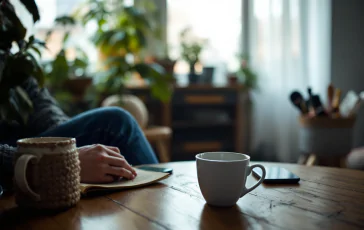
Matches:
[91,144,137,180]
[105,156,137,176]
[96,144,123,158]
[107,146,120,153]
[106,166,135,180]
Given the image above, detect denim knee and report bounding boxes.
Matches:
[93,107,138,129]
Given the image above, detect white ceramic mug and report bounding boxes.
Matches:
[196,152,266,207]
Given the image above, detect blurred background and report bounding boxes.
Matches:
[13,0,364,165]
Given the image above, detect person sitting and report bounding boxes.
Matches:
[0,77,159,185]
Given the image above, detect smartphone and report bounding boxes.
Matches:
[138,166,173,174]
[252,167,300,184]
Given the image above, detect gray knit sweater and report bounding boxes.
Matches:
[0,77,69,176]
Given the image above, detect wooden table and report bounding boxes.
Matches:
[1,162,364,230]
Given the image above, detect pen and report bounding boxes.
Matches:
[332,88,342,117]
[312,95,328,116]
[327,84,334,112]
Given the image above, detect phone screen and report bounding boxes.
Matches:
[252,167,300,184]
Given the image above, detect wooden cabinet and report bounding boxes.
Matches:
[127,85,250,161]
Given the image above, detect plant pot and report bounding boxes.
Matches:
[188,73,199,84]
[64,78,93,98]
[298,116,356,157]
[228,74,238,85]
[201,67,214,84]
[153,58,176,75]
[146,56,177,83]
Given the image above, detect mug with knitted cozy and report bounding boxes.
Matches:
[14,137,81,210]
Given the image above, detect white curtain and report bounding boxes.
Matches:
[248,0,332,162]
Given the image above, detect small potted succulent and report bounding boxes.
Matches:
[236,55,258,90]
[179,27,207,84]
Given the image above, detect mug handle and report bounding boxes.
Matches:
[241,164,266,197]
[14,154,41,201]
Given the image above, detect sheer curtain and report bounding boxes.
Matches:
[248,0,332,162]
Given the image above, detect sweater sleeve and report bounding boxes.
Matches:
[23,78,70,135]
[0,144,16,178]
[0,78,70,179]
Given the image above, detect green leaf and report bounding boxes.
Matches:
[2,1,27,41]
[103,56,128,72]
[131,63,172,101]
[45,30,53,43]
[15,86,33,110]
[110,31,127,47]
[132,63,151,77]
[82,9,98,25]
[26,52,45,87]
[28,35,35,44]
[47,50,69,85]
[55,16,76,26]
[75,47,88,61]
[150,80,172,102]
[135,29,147,47]
[24,36,46,52]
[19,0,40,23]
[97,31,119,54]
[29,46,41,57]
[94,30,113,46]
[73,58,88,69]
[63,32,70,45]
[32,38,46,47]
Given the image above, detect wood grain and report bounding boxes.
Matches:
[1,162,364,230]
[184,95,225,104]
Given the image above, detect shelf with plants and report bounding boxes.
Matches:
[30,0,176,116]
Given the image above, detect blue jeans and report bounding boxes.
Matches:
[38,107,158,165]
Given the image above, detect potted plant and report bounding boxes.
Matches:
[0,0,46,124]
[43,15,92,102]
[75,0,173,103]
[235,55,258,90]
[179,27,207,84]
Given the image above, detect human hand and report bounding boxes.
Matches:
[77,144,137,183]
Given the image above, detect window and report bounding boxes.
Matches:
[33,0,95,62]
[18,0,243,81]
[167,0,242,84]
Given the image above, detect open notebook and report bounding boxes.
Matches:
[80,168,170,195]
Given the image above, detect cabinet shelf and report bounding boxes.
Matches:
[127,84,248,161]
[172,121,234,128]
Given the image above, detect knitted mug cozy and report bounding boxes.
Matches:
[14,137,81,210]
